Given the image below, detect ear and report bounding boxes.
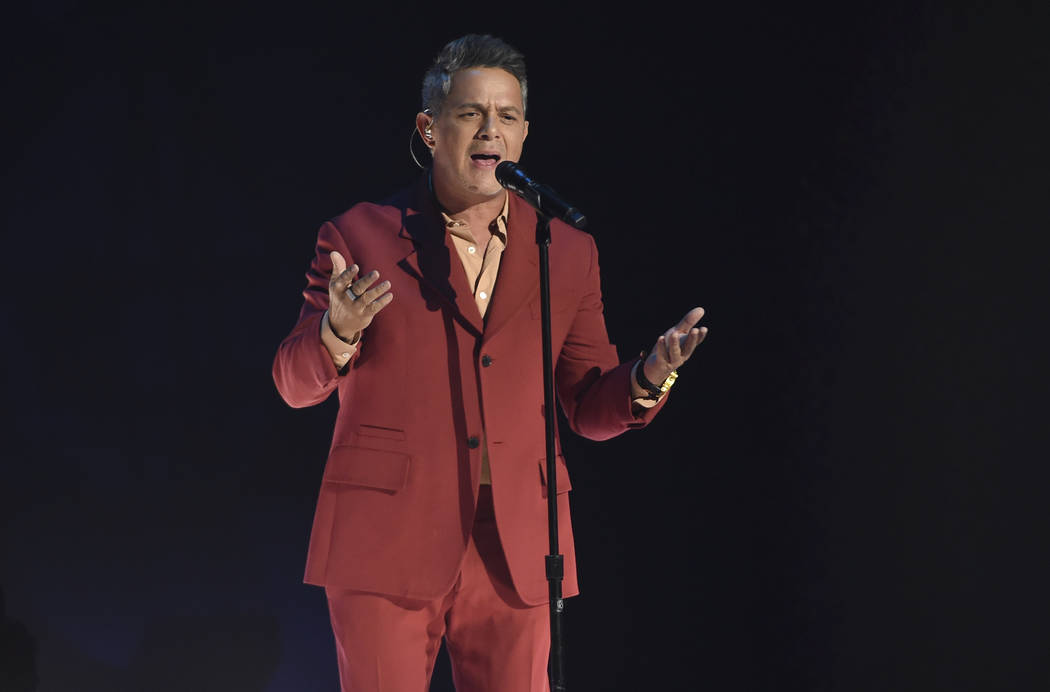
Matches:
[415,111,435,146]
[522,119,529,144]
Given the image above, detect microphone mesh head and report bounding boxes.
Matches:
[495,160,522,188]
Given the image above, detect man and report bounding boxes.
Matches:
[273,34,706,692]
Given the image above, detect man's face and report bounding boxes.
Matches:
[427,67,529,206]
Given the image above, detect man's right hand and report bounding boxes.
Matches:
[328,250,394,340]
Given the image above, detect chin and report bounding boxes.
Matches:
[463,179,503,199]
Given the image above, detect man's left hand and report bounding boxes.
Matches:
[643,307,708,384]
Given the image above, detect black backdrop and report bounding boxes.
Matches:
[3,2,1048,691]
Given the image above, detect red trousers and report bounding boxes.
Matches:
[325,486,551,691]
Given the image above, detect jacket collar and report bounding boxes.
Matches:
[395,174,542,341]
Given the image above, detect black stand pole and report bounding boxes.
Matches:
[536,212,567,691]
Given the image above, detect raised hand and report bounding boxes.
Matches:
[327,251,394,339]
[642,307,707,385]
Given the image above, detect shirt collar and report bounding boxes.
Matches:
[430,171,509,244]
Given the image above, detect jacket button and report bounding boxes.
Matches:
[481,355,493,367]
[467,436,480,449]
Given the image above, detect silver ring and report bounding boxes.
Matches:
[347,285,358,300]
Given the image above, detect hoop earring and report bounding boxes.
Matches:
[409,126,430,170]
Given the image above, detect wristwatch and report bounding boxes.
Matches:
[635,354,679,401]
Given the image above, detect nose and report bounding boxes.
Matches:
[476,113,500,140]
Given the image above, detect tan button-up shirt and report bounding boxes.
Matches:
[441,196,509,321]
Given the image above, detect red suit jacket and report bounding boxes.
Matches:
[273,180,666,606]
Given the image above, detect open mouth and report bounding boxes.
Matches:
[470,153,501,167]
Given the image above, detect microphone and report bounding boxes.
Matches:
[495,161,587,229]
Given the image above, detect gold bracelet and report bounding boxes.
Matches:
[635,353,679,400]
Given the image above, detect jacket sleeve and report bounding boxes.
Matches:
[272,220,361,408]
[555,235,668,440]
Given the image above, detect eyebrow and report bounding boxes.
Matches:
[455,102,523,115]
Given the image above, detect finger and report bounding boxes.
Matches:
[349,269,381,295]
[330,251,347,276]
[359,279,392,305]
[657,334,672,364]
[332,263,360,291]
[680,327,704,359]
[666,328,683,364]
[675,307,706,332]
[369,292,395,313]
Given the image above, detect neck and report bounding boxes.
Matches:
[431,173,506,231]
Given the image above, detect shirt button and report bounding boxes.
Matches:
[479,291,488,300]
[481,355,492,367]
[467,246,476,254]
[467,436,480,449]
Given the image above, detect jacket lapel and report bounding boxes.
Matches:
[482,194,540,343]
[396,184,485,337]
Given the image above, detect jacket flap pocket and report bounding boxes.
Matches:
[325,445,410,492]
[539,456,572,497]
[355,424,407,441]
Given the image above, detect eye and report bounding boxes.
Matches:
[460,111,479,119]
[500,114,517,122]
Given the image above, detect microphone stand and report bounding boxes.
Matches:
[535,211,567,691]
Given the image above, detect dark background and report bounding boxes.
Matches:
[3,1,1048,690]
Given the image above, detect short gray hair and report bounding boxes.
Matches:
[421,34,528,116]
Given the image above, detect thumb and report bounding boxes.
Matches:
[676,306,705,331]
[330,251,346,276]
